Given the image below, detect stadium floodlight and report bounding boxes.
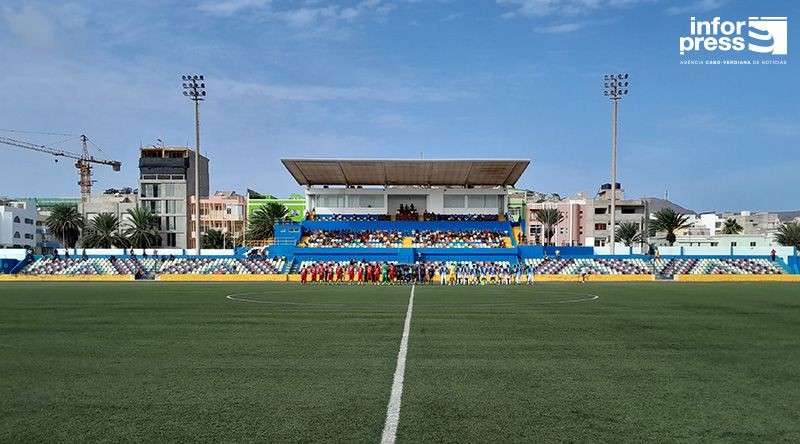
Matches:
[603,73,629,254]
[181,74,206,255]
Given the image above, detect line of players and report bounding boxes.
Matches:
[299,261,538,285]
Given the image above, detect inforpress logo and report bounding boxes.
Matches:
[679,16,788,55]
[748,17,788,55]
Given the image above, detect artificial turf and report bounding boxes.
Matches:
[0,282,798,443]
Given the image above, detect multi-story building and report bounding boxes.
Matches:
[79,189,140,234]
[718,211,782,236]
[583,184,647,248]
[15,197,81,252]
[246,192,306,222]
[0,199,37,248]
[138,145,209,248]
[188,191,247,249]
[525,184,647,247]
[674,234,780,248]
[526,199,586,246]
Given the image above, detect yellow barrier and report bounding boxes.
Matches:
[156,274,290,282]
[0,275,134,282]
[532,274,654,282]
[675,274,800,282]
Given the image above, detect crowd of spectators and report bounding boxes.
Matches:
[395,204,418,221]
[411,229,507,248]
[303,230,403,248]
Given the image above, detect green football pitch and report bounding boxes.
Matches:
[1,282,799,443]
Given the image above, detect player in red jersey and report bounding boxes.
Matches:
[300,266,308,284]
[336,265,344,283]
[388,264,396,284]
[357,265,365,284]
[310,266,317,283]
[348,264,355,283]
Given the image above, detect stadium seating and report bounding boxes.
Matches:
[157,257,285,275]
[524,258,652,275]
[653,258,784,275]
[411,230,507,248]
[21,256,285,276]
[23,258,125,276]
[302,230,403,248]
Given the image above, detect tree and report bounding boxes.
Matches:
[45,203,83,248]
[123,207,161,248]
[247,202,289,241]
[774,222,800,249]
[202,229,233,249]
[615,222,641,247]
[721,218,743,235]
[650,208,691,246]
[83,213,129,248]
[535,208,564,246]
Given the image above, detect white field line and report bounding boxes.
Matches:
[380,284,415,444]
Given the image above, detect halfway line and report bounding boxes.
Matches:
[380,284,415,444]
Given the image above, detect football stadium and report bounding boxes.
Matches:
[2,158,799,442]
[2,1,799,442]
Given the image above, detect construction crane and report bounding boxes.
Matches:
[0,134,122,207]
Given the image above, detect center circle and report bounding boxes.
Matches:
[225,289,599,308]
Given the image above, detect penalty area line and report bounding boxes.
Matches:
[380,284,415,444]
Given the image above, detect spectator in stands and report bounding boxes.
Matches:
[771,249,777,262]
[82,249,88,260]
[555,249,561,260]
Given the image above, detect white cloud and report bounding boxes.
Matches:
[534,22,584,33]
[216,79,464,103]
[498,0,648,18]
[665,0,724,16]
[1,4,58,49]
[197,0,396,28]
[196,0,270,17]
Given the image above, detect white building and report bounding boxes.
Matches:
[282,159,528,217]
[674,233,780,248]
[79,189,140,234]
[0,199,36,248]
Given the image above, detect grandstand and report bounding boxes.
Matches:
[1,158,798,281]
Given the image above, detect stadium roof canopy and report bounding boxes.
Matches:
[281,159,530,187]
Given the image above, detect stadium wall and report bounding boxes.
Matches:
[674,274,800,282]
[157,274,290,282]
[1,259,20,273]
[788,256,799,274]
[0,275,134,281]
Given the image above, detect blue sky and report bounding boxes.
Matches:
[0,0,797,212]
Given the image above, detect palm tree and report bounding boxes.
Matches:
[83,213,129,248]
[721,218,743,234]
[247,202,289,241]
[650,208,691,246]
[45,203,83,248]
[202,229,233,249]
[123,207,161,248]
[615,222,641,247]
[774,222,800,249]
[535,208,564,246]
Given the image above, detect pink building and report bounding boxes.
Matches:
[526,201,586,246]
[188,191,247,249]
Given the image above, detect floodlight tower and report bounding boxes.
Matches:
[603,73,628,255]
[182,75,206,255]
